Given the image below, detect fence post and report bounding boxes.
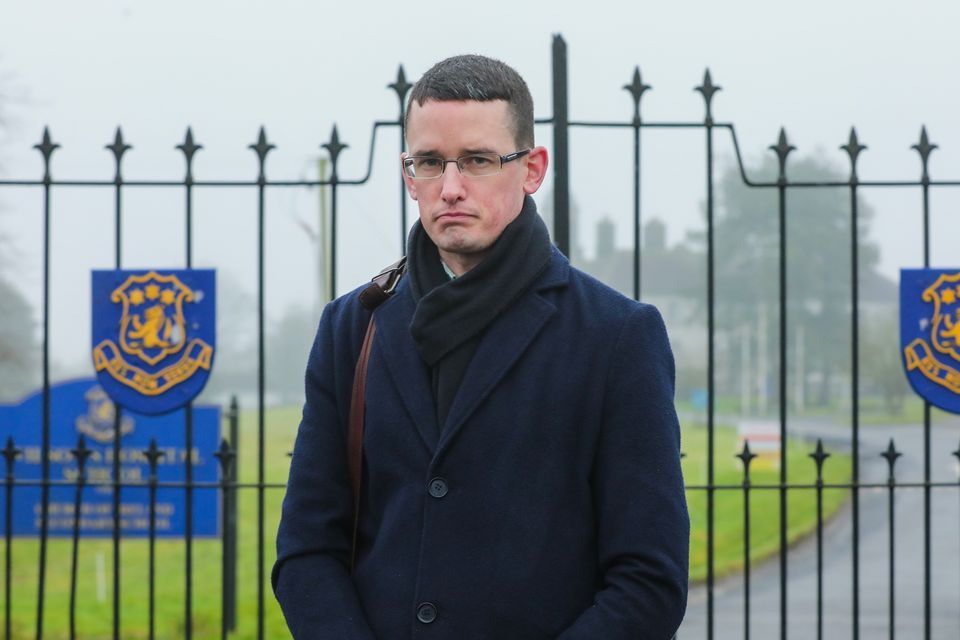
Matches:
[222,396,239,631]
[551,34,570,258]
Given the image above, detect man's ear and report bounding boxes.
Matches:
[522,146,549,195]
[401,152,418,201]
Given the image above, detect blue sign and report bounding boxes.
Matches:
[92,269,216,415]
[0,379,220,537]
[901,268,960,414]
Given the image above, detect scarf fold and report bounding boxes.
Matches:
[407,195,553,426]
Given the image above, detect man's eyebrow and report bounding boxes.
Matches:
[409,147,498,157]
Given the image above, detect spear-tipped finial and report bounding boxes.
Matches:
[389,65,413,108]
[34,127,60,182]
[1,436,22,471]
[143,438,166,473]
[249,126,275,162]
[106,127,132,163]
[321,125,349,180]
[105,127,132,184]
[840,127,867,182]
[694,69,721,123]
[809,438,831,480]
[176,127,203,182]
[70,435,93,473]
[769,127,796,182]
[248,126,275,182]
[911,126,937,182]
[880,438,902,482]
[34,127,60,161]
[623,67,651,125]
[736,440,759,478]
[176,127,203,162]
[213,438,237,475]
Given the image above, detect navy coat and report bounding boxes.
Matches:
[273,248,689,639]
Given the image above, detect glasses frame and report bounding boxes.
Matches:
[402,149,531,180]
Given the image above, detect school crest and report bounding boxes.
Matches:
[75,385,134,444]
[901,268,960,414]
[92,269,216,415]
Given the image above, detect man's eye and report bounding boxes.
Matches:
[416,158,442,168]
[464,155,493,167]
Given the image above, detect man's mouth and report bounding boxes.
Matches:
[436,211,473,221]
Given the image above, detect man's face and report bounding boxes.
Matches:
[402,99,548,274]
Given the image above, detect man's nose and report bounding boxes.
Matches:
[440,163,466,201]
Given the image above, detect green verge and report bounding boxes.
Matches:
[681,421,851,582]
[0,409,849,637]
[0,406,300,640]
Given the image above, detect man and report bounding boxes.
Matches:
[273,54,689,639]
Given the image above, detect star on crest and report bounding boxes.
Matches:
[129,289,145,305]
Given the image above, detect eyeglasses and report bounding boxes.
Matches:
[402,149,531,179]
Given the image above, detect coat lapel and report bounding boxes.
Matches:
[437,253,570,452]
[373,282,441,453]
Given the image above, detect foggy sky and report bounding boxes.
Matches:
[1,0,958,375]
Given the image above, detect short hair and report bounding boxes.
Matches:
[405,54,535,149]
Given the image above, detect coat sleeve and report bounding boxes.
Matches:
[272,303,377,640]
[557,304,689,640]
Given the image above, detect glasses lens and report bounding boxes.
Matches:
[458,153,501,177]
[405,157,444,179]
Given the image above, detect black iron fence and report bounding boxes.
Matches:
[0,33,958,639]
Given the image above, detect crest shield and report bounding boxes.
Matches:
[900,268,960,414]
[92,269,216,415]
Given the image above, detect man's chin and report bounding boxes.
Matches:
[430,230,478,253]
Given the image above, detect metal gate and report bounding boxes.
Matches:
[0,33,957,639]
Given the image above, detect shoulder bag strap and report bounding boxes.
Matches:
[348,314,376,573]
[347,256,405,573]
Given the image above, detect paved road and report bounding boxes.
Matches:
[677,415,960,639]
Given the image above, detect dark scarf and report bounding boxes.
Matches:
[407,195,553,428]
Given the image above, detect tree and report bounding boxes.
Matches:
[708,152,884,412]
[0,249,37,402]
[0,86,40,401]
[860,315,910,415]
[266,304,319,405]
[196,272,258,404]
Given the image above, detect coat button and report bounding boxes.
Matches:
[428,477,448,498]
[417,602,438,624]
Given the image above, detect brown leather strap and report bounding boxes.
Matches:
[347,256,405,573]
[348,314,377,573]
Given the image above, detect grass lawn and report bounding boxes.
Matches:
[0,408,850,637]
[0,406,300,640]
[677,394,944,427]
[681,420,851,582]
